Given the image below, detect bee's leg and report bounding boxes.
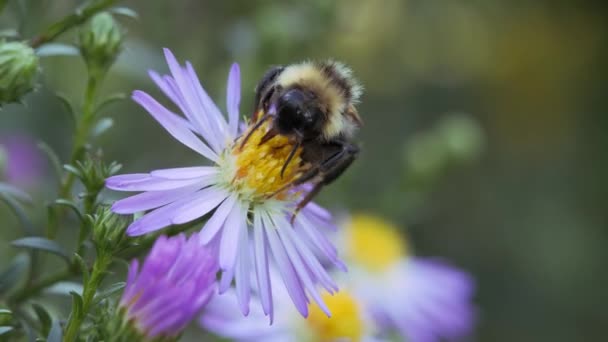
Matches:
[290,142,359,223]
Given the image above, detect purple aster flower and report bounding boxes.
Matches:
[0,134,45,187]
[119,233,217,339]
[338,214,476,342]
[106,48,345,321]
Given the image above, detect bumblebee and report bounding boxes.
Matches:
[242,61,363,219]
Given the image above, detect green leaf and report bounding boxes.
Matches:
[11,237,70,263]
[95,93,126,115]
[69,291,83,319]
[0,183,32,203]
[54,93,77,125]
[0,326,13,335]
[0,309,11,316]
[110,6,138,19]
[32,303,52,336]
[50,199,84,222]
[92,117,114,137]
[45,282,83,297]
[0,192,35,234]
[0,253,30,295]
[37,142,63,180]
[47,319,62,342]
[93,282,125,305]
[63,164,82,178]
[73,253,89,285]
[36,43,80,57]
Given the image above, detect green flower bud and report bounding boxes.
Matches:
[0,41,39,104]
[79,12,123,74]
[90,207,128,255]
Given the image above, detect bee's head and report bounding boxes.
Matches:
[272,88,325,139]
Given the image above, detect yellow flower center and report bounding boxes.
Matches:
[307,291,364,342]
[227,113,306,201]
[345,214,407,272]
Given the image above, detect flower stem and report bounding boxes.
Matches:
[63,253,112,342]
[62,74,100,196]
[29,0,119,48]
[49,73,102,239]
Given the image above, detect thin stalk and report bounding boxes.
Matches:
[63,253,111,342]
[29,0,119,48]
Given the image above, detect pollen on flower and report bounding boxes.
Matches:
[307,291,364,342]
[230,115,305,199]
[346,214,407,272]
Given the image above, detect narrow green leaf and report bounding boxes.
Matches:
[0,253,30,295]
[92,118,114,137]
[37,142,63,180]
[45,282,83,297]
[36,43,80,57]
[73,253,89,285]
[0,326,13,335]
[0,192,35,234]
[54,93,77,125]
[0,183,32,203]
[0,309,11,316]
[50,199,84,222]
[11,237,70,263]
[93,282,125,305]
[110,6,138,18]
[69,291,83,319]
[47,319,62,342]
[63,164,81,177]
[32,303,52,336]
[95,93,126,115]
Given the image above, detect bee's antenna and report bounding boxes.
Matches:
[280,137,301,179]
[239,113,271,151]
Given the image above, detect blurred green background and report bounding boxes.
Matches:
[1,0,607,341]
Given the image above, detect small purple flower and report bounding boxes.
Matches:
[0,134,45,187]
[107,49,345,321]
[119,233,218,338]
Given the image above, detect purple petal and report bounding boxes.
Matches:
[171,187,227,224]
[263,213,308,317]
[219,267,235,294]
[226,63,240,138]
[199,194,238,245]
[132,90,218,162]
[253,211,273,321]
[106,173,206,192]
[150,166,218,179]
[111,184,201,214]
[275,216,330,316]
[126,190,211,236]
[148,71,190,120]
[162,49,222,152]
[284,220,338,294]
[219,201,246,271]
[185,62,229,148]
[234,220,251,315]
